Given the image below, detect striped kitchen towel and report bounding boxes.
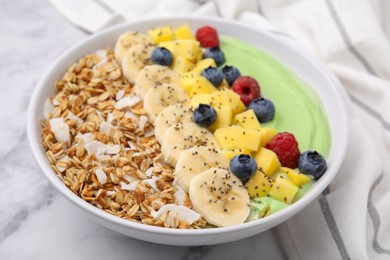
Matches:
[49,0,390,259]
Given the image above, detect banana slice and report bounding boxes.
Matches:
[143,83,190,122]
[154,104,193,144]
[189,168,250,227]
[161,122,220,166]
[114,31,152,64]
[175,146,229,193]
[133,65,180,100]
[122,44,154,84]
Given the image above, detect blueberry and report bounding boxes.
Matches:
[203,47,225,66]
[201,67,224,86]
[230,154,257,179]
[193,104,217,127]
[151,47,173,66]
[222,65,241,86]
[298,150,327,180]
[247,97,275,123]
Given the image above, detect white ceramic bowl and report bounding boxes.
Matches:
[27,17,348,246]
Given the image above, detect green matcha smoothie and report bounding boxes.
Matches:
[220,36,331,156]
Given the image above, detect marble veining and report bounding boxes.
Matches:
[0,0,286,259]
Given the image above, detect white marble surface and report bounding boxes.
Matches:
[0,0,286,259]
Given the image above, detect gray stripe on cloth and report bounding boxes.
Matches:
[324,0,378,76]
[319,192,351,260]
[348,94,390,131]
[367,173,390,255]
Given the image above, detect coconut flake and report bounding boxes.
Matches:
[115,96,140,110]
[55,155,69,172]
[85,140,106,155]
[142,176,160,191]
[106,113,115,124]
[66,111,84,125]
[139,115,148,131]
[120,181,139,191]
[174,189,186,206]
[124,111,138,120]
[95,49,107,59]
[49,118,70,144]
[95,168,107,184]
[151,204,200,225]
[99,121,114,135]
[75,133,94,144]
[52,98,60,106]
[145,167,154,177]
[116,90,125,101]
[43,98,54,120]
[124,174,138,183]
[144,129,155,137]
[105,144,120,154]
[128,142,137,150]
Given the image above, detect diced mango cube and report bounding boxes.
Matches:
[190,93,212,108]
[173,56,195,74]
[213,125,262,151]
[174,24,194,40]
[222,148,251,160]
[189,76,218,97]
[234,109,261,130]
[192,58,216,74]
[224,89,246,115]
[268,175,299,204]
[280,167,312,186]
[159,40,200,61]
[149,26,174,43]
[209,105,233,131]
[180,72,198,94]
[246,170,273,198]
[259,128,277,147]
[253,147,281,177]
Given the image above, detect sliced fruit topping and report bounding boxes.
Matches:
[193,104,217,127]
[151,47,174,66]
[268,175,299,204]
[253,147,281,177]
[149,26,174,43]
[222,65,241,86]
[280,167,312,186]
[175,146,229,192]
[189,76,218,97]
[134,65,179,100]
[222,148,251,160]
[246,170,273,198]
[247,97,275,123]
[232,76,261,105]
[203,47,225,66]
[201,67,224,87]
[214,125,262,151]
[114,31,152,63]
[229,154,257,179]
[266,132,300,169]
[159,39,201,62]
[172,56,194,74]
[174,24,195,40]
[161,122,219,166]
[195,25,219,48]
[189,168,250,227]
[298,150,327,179]
[192,58,216,74]
[233,109,261,130]
[154,104,193,144]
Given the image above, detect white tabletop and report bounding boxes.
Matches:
[0,0,286,259]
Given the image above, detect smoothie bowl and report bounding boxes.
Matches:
[27,17,348,245]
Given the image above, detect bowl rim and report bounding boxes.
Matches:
[27,16,348,236]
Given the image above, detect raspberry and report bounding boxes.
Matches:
[196,26,219,48]
[232,76,261,105]
[266,132,300,168]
